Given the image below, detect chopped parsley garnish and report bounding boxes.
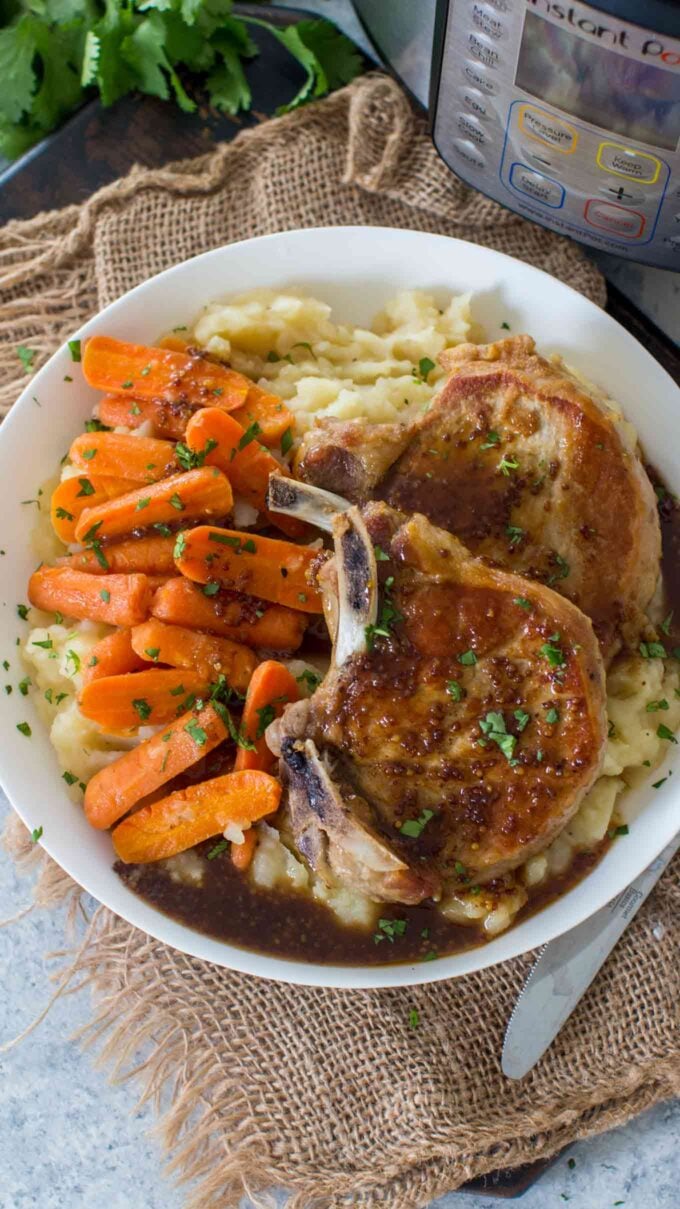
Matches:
[145,647,160,660]
[238,421,262,451]
[500,321,511,331]
[30,826,43,842]
[169,493,184,511]
[17,722,31,737]
[255,703,277,739]
[209,532,241,547]
[207,839,229,860]
[243,539,256,554]
[480,430,501,450]
[506,525,525,546]
[612,824,629,837]
[99,588,110,603]
[374,918,407,944]
[280,427,294,456]
[652,776,667,789]
[545,707,560,724]
[82,521,103,543]
[130,403,142,416]
[68,339,81,362]
[514,708,530,731]
[120,380,133,389]
[173,531,187,559]
[62,771,79,786]
[18,677,31,696]
[183,719,207,746]
[81,447,97,461]
[646,699,669,712]
[153,522,172,536]
[132,698,152,721]
[656,724,677,743]
[539,639,566,667]
[417,356,436,380]
[17,345,37,372]
[400,809,434,838]
[17,604,29,620]
[84,418,110,432]
[479,711,517,763]
[221,708,256,751]
[66,649,80,675]
[55,506,75,521]
[547,554,570,584]
[169,684,186,696]
[89,541,109,570]
[421,950,439,961]
[660,611,673,636]
[408,1008,420,1029]
[175,439,218,471]
[365,576,403,650]
[135,497,151,511]
[203,582,220,596]
[374,545,390,562]
[296,669,321,692]
[497,454,519,476]
[76,477,95,497]
[639,641,666,659]
[458,649,477,666]
[446,680,464,701]
[32,638,53,650]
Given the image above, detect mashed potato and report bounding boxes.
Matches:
[21,286,678,940]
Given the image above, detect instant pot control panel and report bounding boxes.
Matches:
[431,0,680,267]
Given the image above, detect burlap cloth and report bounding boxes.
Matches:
[1,75,677,1209]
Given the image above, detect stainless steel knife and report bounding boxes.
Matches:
[502,833,679,1080]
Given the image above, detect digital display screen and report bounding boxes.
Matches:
[516,11,680,152]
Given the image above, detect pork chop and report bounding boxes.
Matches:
[268,486,607,905]
[294,336,661,659]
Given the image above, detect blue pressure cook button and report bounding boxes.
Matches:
[509,162,565,209]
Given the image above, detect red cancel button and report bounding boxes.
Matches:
[584,199,645,239]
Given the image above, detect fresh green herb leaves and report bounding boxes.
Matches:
[513,596,532,611]
[539,638,566,668]
[296,668,322,692]
[175,439,218,471]
[408,1008,420,1029]
[132,698,152,721]
[30,826,43,842]
[62,771,79,786]
[17,346,36,373]
[17,604,29,620]
[479,711,519,763]
[18,677,31,696]
[547,554,570,584]
[506,525,525,547]
[55,506,75,521]
[446,680,464,701]
[365,576,403,651]
[144,647,160,660]
[497,454,519,476]
[458,649,477,666]
[657,724,677,744]
[184,718,207,746]
[76,477,95,497]
[545,707,560,724]
[280,427,294,456]
[374,918,407,944]
[135,497,151,511]
[84,418,110,433]
[173,531,187,559]
[237,421,262,452]
[17,722,31,737]
[255,703,276,739]
[639,641,666,660]
[400,809,434,839]
[169,493,184,511]
[68,339,81,362]
[153,522,173,537]
[207,839,229,860]
[480,430,500,450]
[203,582,220,597]
[646,699,669,712]
[514,708,530,731]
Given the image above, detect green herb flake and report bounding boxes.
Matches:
[76,478,95,497]
[652,777,667,789]
[145,647,160,661]
[296,669,321,692]
[132,698,152,722]
[169,493,184,511]
[408,1008,420,1029]
[135,497,151,511]
[32,638,53,650]
[153,523,172,537]
[660,611,673,636]
[458,649,477,666]
[480,430,501,450]
[497,454,519,476]
[62,771,79,786]
[646,699,669,712]
[207,839,229,860]
[209,532,241,548]
[173,531,187,559]
[479,711,517,763]
[545,707,560,724]
[639,641,666,660]
[169,684,186,696]
[238,421,262,452]
[400,809,434,839]
[30,826,43,842]
[17,722,31,737]
[547,553,570,585]
[500,321,511,330]
[65,649,81,675]
[17,604,29,620]
[657,724,677,743]
[374,545,390,562]
[255,703,277,739]
[243,539,257,554]
[539,640,566,668]
[373,918,408,944]
[17,346,37,373]
[18,676,31,696]
[418,356,436,380]
[203,582,220,597]
[514,708,530,731]
[446,680,464,701]
[68,339,81,362]
[55,507,75,521]
[81,448,97,461]
[280,427,294,456]
[99,588,110,603]
[506,525,525,547]
[223,709,256,751]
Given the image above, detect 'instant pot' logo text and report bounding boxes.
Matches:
[527,1,680,66]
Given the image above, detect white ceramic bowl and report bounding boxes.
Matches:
[1,227,678,988]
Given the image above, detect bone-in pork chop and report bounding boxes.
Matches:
[268,489,607,906]
[295,336,660,659]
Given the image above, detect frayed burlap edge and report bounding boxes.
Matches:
[4,813,677,1209]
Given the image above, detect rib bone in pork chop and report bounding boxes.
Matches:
[267,481,607,906]
[294,336,660,659]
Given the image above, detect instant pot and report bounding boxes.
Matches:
[351,1,680,268]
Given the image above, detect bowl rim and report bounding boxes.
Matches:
[1,223,679,989]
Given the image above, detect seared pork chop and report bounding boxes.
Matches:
[295,336,660,659]
[268,486,607,906]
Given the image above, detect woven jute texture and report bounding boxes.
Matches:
[1,75,677,1209]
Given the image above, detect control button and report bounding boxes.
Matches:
[472,3,504,39]
[521,145,560,173]
[486,0,512,10]
[596,142,661,184]
[452,138,486,171]
[457,112,487,146]
[467,32,501,69]
[598,181,645,207]
[509,163,565,208]
[459,86,491,120]
[462,59,498,94]
[584,199,645,238]
[665,235,680,248]
[518,105,577,153]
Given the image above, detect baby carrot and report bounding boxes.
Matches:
[74,467,233,542]
[231,827,258,871]
[79,669,209,731]
[61,534,176,576]
[82,629,147,686]
[184,408,305,538]
[232,383,294,448]
[69,432,177,482]
[174,525,323,613]
[51,474,137,544]
[131,618,257,691]
[82,336,250,410]
[112,769,282,863]
[235,659,299,773]
[28,567,152,627]
[97,395,191,440]
[84,703,228,829]
[151,578,308,650]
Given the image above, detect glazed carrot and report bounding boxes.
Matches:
[146,574,174,593]
[28,567,152,627]
[156,334,190,353]
[231,827,258,871]
[97,395,190,440]
[174,525,323,613]
[112,769,281,863]
[61,534,176,576]
[74,467,233,542]
[235,660,299,773]
[79,669,209,731]
[82,629,147,687]
[84,703,228,829]
[82,336,249,410]
[232,382,294,448]
[151,578,308,650]
[184,408,304,538]
[69,432,176,483]
[131,618,257,691]
[51,474,137,544]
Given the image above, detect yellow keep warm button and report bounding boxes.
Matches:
[518,105,577,153]
[596,142,661,184]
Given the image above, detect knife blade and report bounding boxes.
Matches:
[502,833,679,1080]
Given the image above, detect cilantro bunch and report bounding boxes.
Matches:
[0,0,363,160]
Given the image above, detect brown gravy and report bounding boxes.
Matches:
[114,471,680,967]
